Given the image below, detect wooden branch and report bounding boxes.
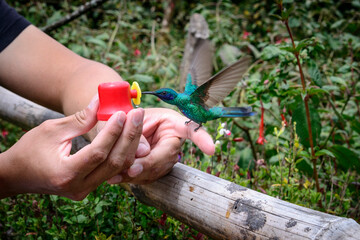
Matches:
[179,13,210,91]
[0,87,89,153]
[1,86,359,239]
[123,164,360,240]
[41,0,108,34]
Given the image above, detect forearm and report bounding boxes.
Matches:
[0,150,23,198]
[61,59,122,116]
[0,25,122,115]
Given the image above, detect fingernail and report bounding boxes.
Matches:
[107,174,123,184]
[117,112,126,126]
[88,95,99,109]
[132,108,144,127]
[136,142,149,157]
[128,163,143,177]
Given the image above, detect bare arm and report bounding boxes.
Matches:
[0,25,120,115]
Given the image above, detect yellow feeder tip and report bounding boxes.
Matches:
[131,81,142,106]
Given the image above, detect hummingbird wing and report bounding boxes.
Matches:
[183,39,213,95]
[191,56,251,108]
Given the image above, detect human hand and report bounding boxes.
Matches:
[107,108,215,185]
[0,97,144,200]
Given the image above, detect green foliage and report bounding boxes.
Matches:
[292,99,321,148]
[1,0,360,238]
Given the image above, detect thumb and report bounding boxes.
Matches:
[59,95,99,139]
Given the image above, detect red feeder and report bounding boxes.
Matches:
[97,81,141,121]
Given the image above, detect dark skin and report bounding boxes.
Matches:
[0,25,215,200]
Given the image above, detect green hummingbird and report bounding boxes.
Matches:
[143,39,255,131]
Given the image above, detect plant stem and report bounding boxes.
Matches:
[222,100,258,161]
[279,6,322,204]
[233,120,258,161]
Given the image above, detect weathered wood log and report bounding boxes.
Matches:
[1,86,359,239]
[0,87,89,152]
[124,165,360,240]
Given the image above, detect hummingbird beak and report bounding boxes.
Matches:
[142,91,156,95]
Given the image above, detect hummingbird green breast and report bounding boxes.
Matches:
[175,93,219,124]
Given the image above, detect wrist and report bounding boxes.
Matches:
[0,149,21,198]
[61,59,123,116]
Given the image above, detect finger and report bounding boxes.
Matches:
[136,135,150,157]
[92,119,150,158]
[58,95,100,140]
[86,108,144,186]
[117,137,181,184]
[176,121,215,155]
[66,111,126,175]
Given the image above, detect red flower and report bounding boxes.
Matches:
[281,113,288,127]
[206,166,212,174]
[256,136,267,145]
[1,129,8,138]
[233,137,244,142]
[275,39,283,45]
[256,100,267,145]
[242,31,250,39]
[158,213,167,226]
[134,49,141,56]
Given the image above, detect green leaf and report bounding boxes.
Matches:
[219,44,240,65]
[292,100,322,148]
[85,37,107,49]
[281,6,294,20]
[331,20,345,29]
[117,41,129,53]
[330,76,347,86]
[329,145,360,173]
[337,64,350,74]
[270,14,283,21]
[46,11,63,25]
[107,53,123,62]
[280,46,296,54]
[129,74,154,83]
[308,88,328,96]
[352,0,360,7]
[310,191,322,204]
[295,157,313,176]
[295,38,315,52]
[307,59,323,87]
[237,148,254,169]
[76,214,89,224]
[315,149,335,158]
[261,45,283,60]
[351,120,360,135]
[269,153,285,164]
[322,85,340,92]
[289,17,300,28]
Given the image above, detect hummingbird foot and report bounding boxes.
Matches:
[185,120,192,125]
[194,124,202,132]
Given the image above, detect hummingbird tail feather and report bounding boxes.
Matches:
[221,107,256,118]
